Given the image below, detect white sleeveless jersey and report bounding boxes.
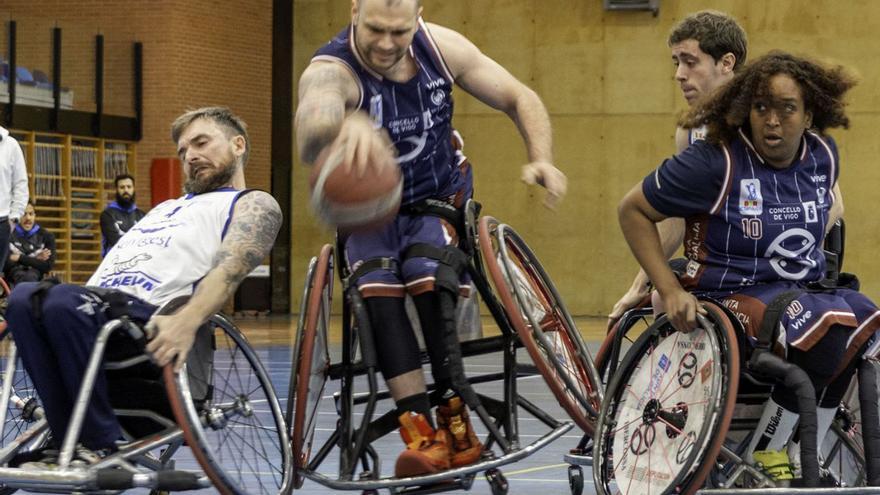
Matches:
[87,188,248,306]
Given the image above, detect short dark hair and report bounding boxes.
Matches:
[170,106,250,166]
[681,51,857,144]
[357,0,421,11]
[114,173,135,187]
[668,10,748,70]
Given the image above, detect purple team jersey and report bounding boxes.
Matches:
[644,129,838,293]
[313,19,472,207]
[643,130,880,360]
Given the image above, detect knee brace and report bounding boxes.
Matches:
[346,256,421,380]
[404,244,476,403]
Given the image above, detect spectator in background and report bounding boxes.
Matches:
[0,125,30,270]
[100,173,145,256]
[5,201,55,285]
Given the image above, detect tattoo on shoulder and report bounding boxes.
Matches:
[214,192,282,287]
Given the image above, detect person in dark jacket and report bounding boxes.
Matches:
[5,201,55,284]
[100,174,146,256]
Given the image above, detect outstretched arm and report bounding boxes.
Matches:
[146,191,282,370]
[429,23,566,209]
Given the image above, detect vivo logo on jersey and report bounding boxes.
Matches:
[426,78,446,90]
[739,179,763,216]
[789,310,813,331]
[764,228,818,280]
[811,174,828,183]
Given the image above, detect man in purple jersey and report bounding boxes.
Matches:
[610,10,748,322]
[295,0,567,477]
[619,52,879,481]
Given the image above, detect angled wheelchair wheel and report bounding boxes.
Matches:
[0,331,44,451]
[593,302,739,495]
[596,307,654,386]
[822,406,866,487]
[819,376,866,486]
[164,303,293,494]
[479,216,602,434]
[287,244,333,488]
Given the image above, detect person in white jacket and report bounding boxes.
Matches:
[0,126,29,270]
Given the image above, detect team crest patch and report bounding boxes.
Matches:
[803,201,818,223]
[739,179,763,216]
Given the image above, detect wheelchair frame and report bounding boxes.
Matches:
[287,200,603,493]
[0,297,292,495]
[592,299,880,495]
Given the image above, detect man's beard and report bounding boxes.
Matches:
[116,192,135,209]
[184,160,237,194]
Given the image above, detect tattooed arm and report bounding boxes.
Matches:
[146,190,282,371]
[295,61,359,164]
[295,60,394,175]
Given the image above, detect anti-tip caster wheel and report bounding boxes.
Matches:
[486,468,509,495]
[568,464,584,495]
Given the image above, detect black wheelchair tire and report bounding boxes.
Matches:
[288,244,333,489]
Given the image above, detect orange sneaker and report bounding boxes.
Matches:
[395,411,452,477]
[436,396,483,467]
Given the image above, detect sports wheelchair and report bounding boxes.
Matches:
[590,221,880,495]
[287,200,605,494]
[0,296,292,494]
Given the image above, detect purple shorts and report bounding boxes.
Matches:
[703,282,880,367]
[344,214,470,298]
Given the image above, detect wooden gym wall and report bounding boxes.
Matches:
[292,0,880,316]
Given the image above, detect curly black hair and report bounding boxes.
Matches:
[680,51,857,144]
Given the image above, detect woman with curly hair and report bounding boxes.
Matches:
[618,51,876,480]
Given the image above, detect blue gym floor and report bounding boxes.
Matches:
[239,314,607,495]
[13,315,607,495]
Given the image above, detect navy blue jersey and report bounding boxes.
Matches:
[314,19,472,206]
[643,129,839,293]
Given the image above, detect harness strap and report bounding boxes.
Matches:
[756,290,803,351]
[345,257,399,290]
[404,243,468,295]
[399,199,464,236]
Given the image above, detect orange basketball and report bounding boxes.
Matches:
[309,143,402,231]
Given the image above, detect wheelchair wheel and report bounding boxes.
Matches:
[479,216,602,434]
[287,244,333,488]
[0,331,44,450]
[164,309,293,494]
[819,376,866,486]
[596,307,654,385]
[593,302,739,495]
[821,408,865,486]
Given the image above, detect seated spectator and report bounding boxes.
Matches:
[100,174,146,257]
[5,202,55,285]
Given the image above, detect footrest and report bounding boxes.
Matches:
[301,421,573,490]
[96,468,211,491]
[563,452,592,466]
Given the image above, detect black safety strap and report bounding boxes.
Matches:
[403,243,468,294]
[399,198,465,236]
[344,257,399,290]
[755,290,803,351]
[28,278,61,324]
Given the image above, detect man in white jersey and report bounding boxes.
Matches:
[609,10,747,322]
[6,107,282,464]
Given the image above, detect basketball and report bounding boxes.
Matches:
[309,143,402,231]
